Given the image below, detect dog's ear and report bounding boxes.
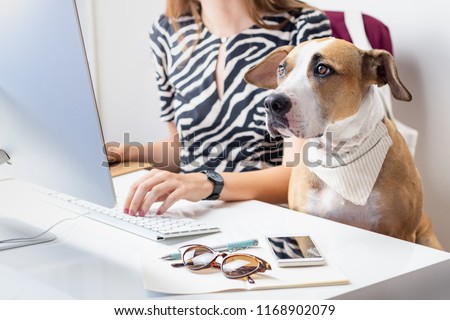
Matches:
[363,49,412,101]
[244,45,294,89]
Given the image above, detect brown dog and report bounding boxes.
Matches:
[245,37,443,250]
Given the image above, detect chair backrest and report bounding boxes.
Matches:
[325,10,393,54]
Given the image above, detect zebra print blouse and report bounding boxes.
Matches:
[149,9,331,173]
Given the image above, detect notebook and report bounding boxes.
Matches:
[140,245,349,294]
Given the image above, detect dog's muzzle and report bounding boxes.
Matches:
[264,92,292,137]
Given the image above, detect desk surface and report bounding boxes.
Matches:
[0,171,449,299]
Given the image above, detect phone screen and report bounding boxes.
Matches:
[266,235,323,260]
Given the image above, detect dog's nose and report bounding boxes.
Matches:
[264,92,292,115]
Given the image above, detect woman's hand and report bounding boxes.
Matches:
[123,169,214,216]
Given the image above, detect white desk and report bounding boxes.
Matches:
[0,171,449,299]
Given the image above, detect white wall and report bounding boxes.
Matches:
[80,0,450,249]
[78,0,167,144]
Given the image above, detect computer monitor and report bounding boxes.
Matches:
[0,0,116,248]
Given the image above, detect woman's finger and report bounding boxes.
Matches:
[139,180,177,216]
[124,170,164,215]
[157,188,184,215]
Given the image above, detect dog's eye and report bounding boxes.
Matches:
[277,65,286,78]
[316,64,332,77]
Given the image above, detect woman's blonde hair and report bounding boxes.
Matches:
[166,0,313,31]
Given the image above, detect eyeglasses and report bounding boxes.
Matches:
[171,244,271,284]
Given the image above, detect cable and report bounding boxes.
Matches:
[0,214,86,244]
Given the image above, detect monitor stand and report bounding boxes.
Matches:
[0,149,13,182]
[0,149,11,165]
[0,217,56,251]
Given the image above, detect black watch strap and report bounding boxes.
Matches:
[201,170,224,200]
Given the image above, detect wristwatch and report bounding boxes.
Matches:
[201,170,224,200]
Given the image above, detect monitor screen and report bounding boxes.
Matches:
[0,0,116,208]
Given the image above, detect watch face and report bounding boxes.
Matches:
[208,171,224,183]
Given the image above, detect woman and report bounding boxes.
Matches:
[111,0,331,216]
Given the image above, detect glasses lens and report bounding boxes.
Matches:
[183,246,215,270]
[222,255,259,278]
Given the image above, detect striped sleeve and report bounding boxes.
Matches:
[292,9,332,45]
[149,15,175,122]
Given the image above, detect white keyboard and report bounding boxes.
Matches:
[38,190,221,241]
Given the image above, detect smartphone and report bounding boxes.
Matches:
[266,235,326,267]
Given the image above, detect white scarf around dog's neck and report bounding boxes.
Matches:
[305,86,392,206]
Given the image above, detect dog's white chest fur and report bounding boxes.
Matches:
[305,186,344,216]
[305,185,384,229]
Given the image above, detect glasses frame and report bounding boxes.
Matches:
[171,244,271,284]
